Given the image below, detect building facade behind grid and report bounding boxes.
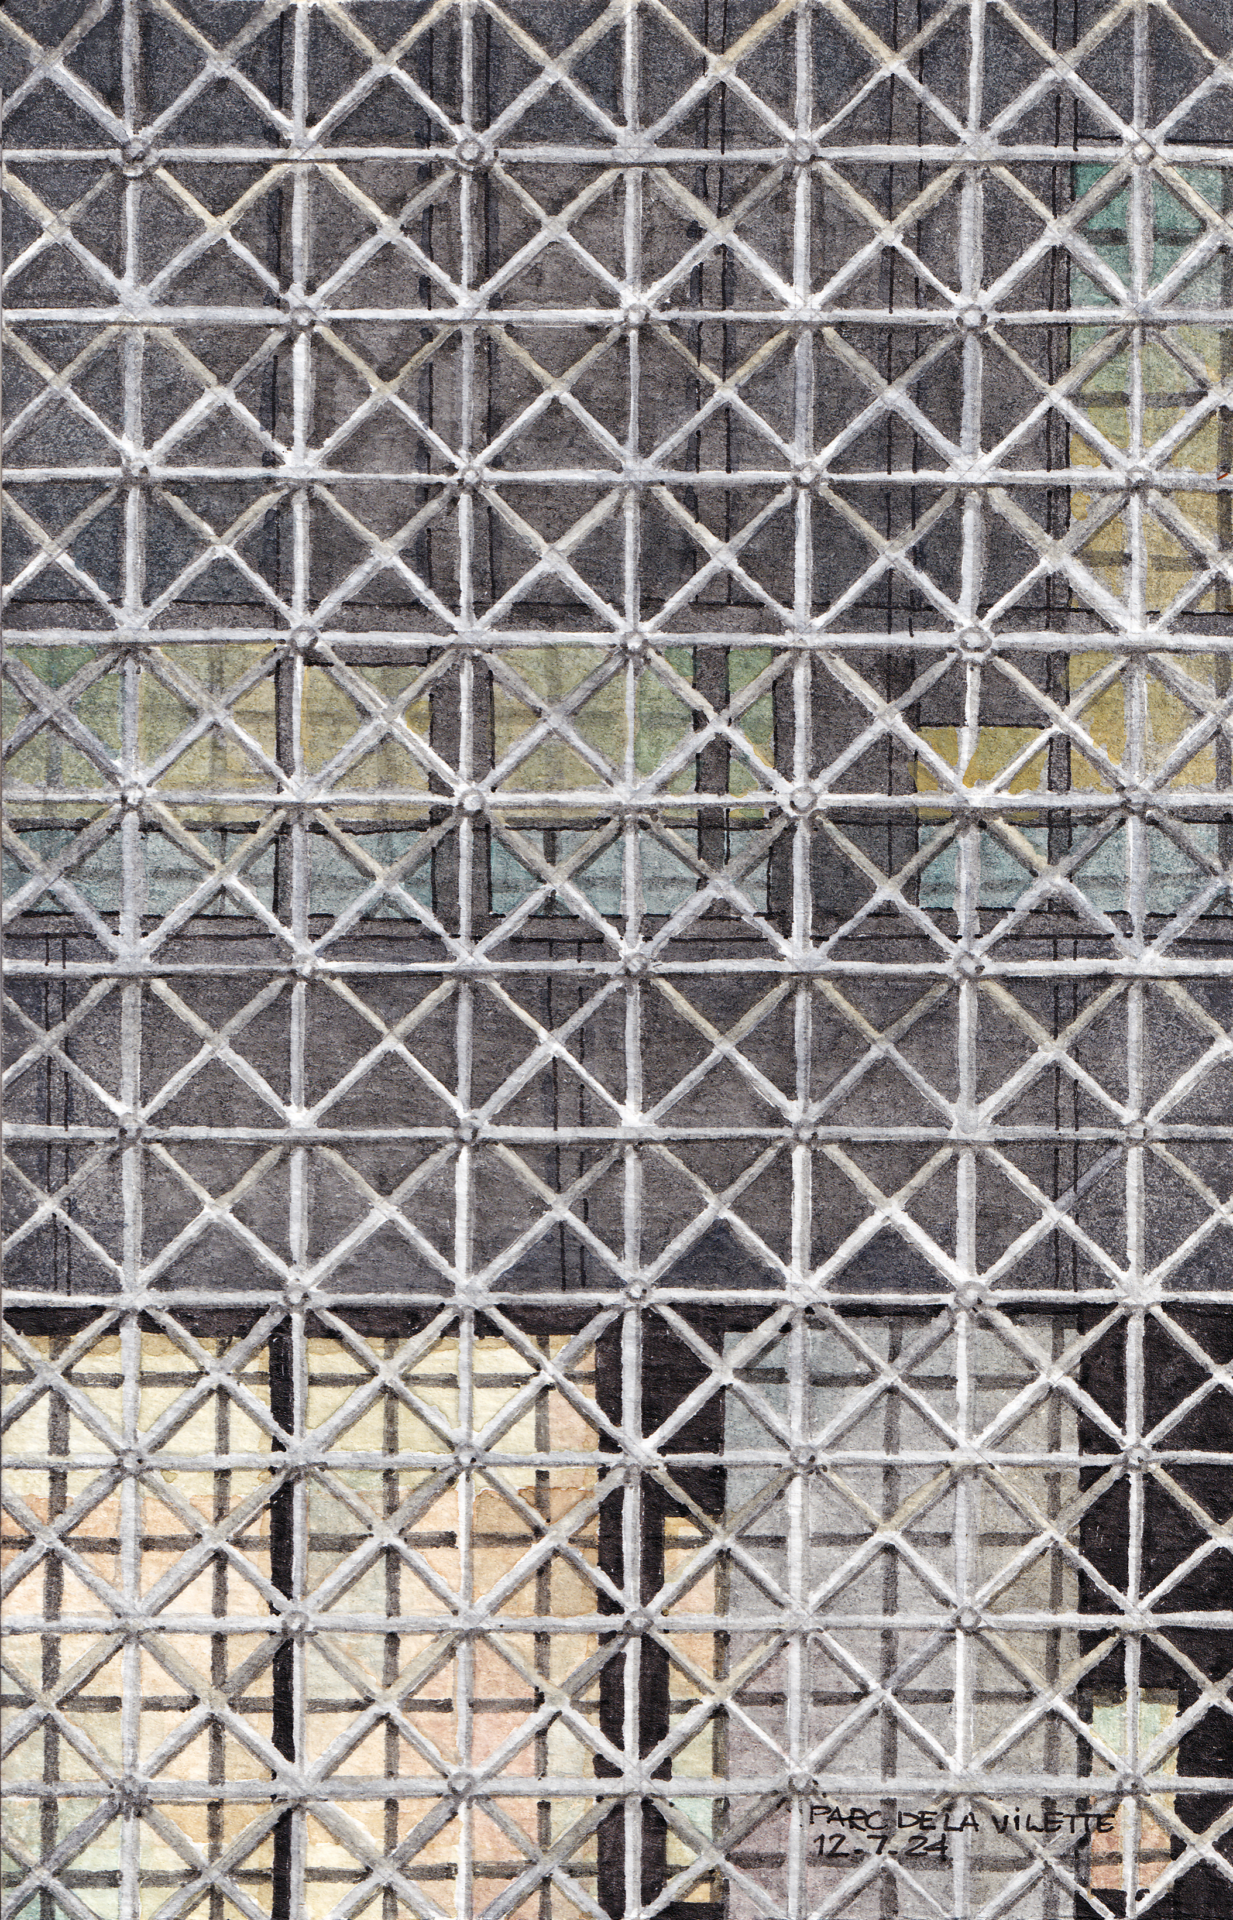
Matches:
[3,2,1233,1919]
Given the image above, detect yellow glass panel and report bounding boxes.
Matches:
[1144,665,1218,785]
[144,647,278,804]
[1069,652,1123,787]
[1089,1692,1178,1891]
[635,649,695,789]
[1070,653,1223,788]
[915,727,1048,821]
[301,663,429,788]
[494,644,624,790]
[915,726,1048,791]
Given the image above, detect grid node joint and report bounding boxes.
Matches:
[959,304,987,332]
[458,789,485,815]
[1125,1443,1152,1469]
[117,1776,150,1816]
[788,138,814,166]
[455,1116,480,1144]
[120,138,151,174]
[954,1285,985,1311]
[624,303,651,330]
[622,953,649,977]
[960,624,993,655]
[954,1605,982,1632]
[454,136,489,170]
[790,786,816,815]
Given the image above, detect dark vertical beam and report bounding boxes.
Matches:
[595,1319,627,1918]
[268,1322,295,1920]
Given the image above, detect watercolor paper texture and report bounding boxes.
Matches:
[3,2,1233,1917]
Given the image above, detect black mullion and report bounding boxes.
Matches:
[1048,0,1075,880]
[766,663,794,927]
[40,1333,69,1920]
[384,1339,401,1920]
[1047,647,1073,874]
[708,0,734,895]
[642,1311,728,1918]
[267,44,297,1911]
[879,1320,902,1822]
[268,1323,295,1920]
[638,1476,671,1914]
[268,9,294,927]
[209,1340,232,1920]
[595,1318,626,1919]
[535,1343,553,1920]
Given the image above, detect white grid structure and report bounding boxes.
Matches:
[3,2,1233,1919]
